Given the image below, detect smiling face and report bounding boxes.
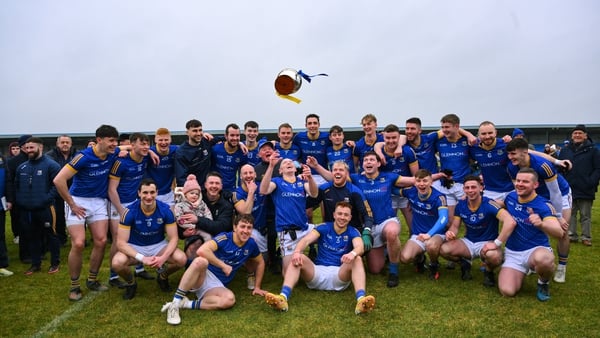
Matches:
[187,125,204,145]
[361,154,380,176]
[305,117,320,136]
[233,218,254,244]
[507,148,528,167]
[478,123,497,147]
[138,183,158,209]
[96,136,118,155]
[333,205,352,229]
[278,127,293,145]
[514,171,538,198]
[415,174,433,195]
[331,162,349,187]
[131,138,150,158]
[204,175,223,200]
[24,142,42,160]
[405,122,421,143]
[383,130,400,151]
[240,164,256,184]
[154,133,171,154]
[362,119,377,136]
[462,178,483,201]
[226,126,241,148]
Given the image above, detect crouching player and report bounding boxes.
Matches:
[161,214,266,325]
[265,202,375,315]
[439,175,516,286]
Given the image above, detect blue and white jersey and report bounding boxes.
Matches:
[454,196,502,242]
[207,232,260,286]
[293,131,331,175]
[507,154,570,199]
[313,222,361,267]
[211,143,247,192]
[399,186,447,235]
[147,145,177,195]
[469,138,513,193]
[271,176,309,231]
[244,143,261,167]
[409,132,440,174]
[436,135,471,183]
[504,191,556,251]
[350,172,401,224]
[232,185,267,232]
[380,144,418,177]
[352,133,384,171]
[67,146,121,198]
[326,144,355,174]
[110,153,149,204]
[120,199,176,246]
[274,143,302,161]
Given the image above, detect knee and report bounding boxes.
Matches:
[191,256,208,270]
[498,284,517,297]
[384,227,400,241]
[439,244,450,258]
[71,239,85,252]
[93,236,107,248]
[219,293,236,309]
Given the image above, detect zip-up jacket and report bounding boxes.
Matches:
[15,155,61,210]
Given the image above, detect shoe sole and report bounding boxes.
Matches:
[265,293,288,312]
[355,296,376,314]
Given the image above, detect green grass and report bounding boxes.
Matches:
[2,196,600,337]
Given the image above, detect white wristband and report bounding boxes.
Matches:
[494,239,503,247]
[553,159,561,166]
[350,251,358,258]
[135,253,145,263]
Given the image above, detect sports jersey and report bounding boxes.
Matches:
[380,144,418,177]
[207,232,260,285]
[110,153,149,204]
[147,145,177,195]
[232,185,267,232]
[399,186,447,235]
[274,142,302,161]
[454,196,502,242]
[326,144,355,174]
[244,142,261,166]
[270,176,309,232]
[293,131,331,174]
[352,133,384,171]
[504,191,557,251]
[409,132,439,174]
[506,154,571,199]
[469,138,513,192]
[211,143,247,191]
[313,222,361,267]
[436,135,471,183]
[120,199,176,246]
[350,172,401,224]
[67,146,120,198]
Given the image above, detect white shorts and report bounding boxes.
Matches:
[66,196,109,226]
[306,265,350,291]
[251,229,268,253]
[408,234,446,251]
[483,190,511,202]
[502,246,552,274]
[278,224,315,256]
[460,238,489,259]
[109,200,135,220]
[562,190,572,210]
[432,181,464,206]
[372,217,400,248]
[130,240,168,257]
[391,195,409,209]
[157,191,175,207]
[190,269,224,300]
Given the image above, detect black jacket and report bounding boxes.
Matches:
[178,190,234,238]
[559,139,600,200]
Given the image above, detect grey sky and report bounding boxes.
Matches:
[1,0,598,135]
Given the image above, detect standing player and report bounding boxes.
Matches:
[274,123,302,161]
[293,113,331,185]
[147,127,178,207]
[242,120,263,166]
[326,125,355,174]
[53,124,120,301]
[175,119,215,187]
[353,113,384,172]
[211,123,247,192]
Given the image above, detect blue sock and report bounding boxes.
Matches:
[109,269,118,279]
[389,263,399,275]
[356,289,366,300]
[281,285,292,300]
[558,254,568,266]
[191,299,202,310]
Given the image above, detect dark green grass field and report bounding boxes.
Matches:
[1,196,599,337]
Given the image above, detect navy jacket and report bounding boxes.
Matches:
[174,139,215,187]
[559,139,600,200]
[15,155,61,210]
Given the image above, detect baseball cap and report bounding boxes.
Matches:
[258,140,274,150]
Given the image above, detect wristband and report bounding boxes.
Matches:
[135,253,145,263]
[493,239,503,247]
[350,251,358,258]
[363,227,371,232]
[553,159,561,165]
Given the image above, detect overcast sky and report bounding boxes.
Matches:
[1,0,598,135]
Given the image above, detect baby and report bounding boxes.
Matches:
[174,174,212,244]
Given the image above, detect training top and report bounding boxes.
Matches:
[504,191,556,251]
[67,146,121,198]
[120,199,176,246]
[207,232,260,286]
[313,222,361,267]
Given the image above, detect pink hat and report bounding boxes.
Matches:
[183,174,201,194]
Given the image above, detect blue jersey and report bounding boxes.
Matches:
[120,199,176,246]
[504,191,557,251]
[454,196,502,242]
[399,186,448,235]
[380,144,418,177]
[350,172,401,224]
[313,222,361,267]
[436,135,471,183]
[293,131,331,174]
[207,232,260,285]
[507,154,570,199]
[270,176,309,231]
[211,143,247,192]
[110,153,149,204]
[232,185,267,232]
[470,138,513,193]
[353,133,384,171]
[147,145,177,195]
[409,132,440,173]
[326,144,355,174]
[67,146,120,198]
[244,142,261,167]
[274,143,302,161]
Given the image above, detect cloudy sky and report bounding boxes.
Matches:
[1,0,598,135]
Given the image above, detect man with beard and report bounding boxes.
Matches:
[211,123,247,192]
[175,119,216,187]
[15,137,62,275]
